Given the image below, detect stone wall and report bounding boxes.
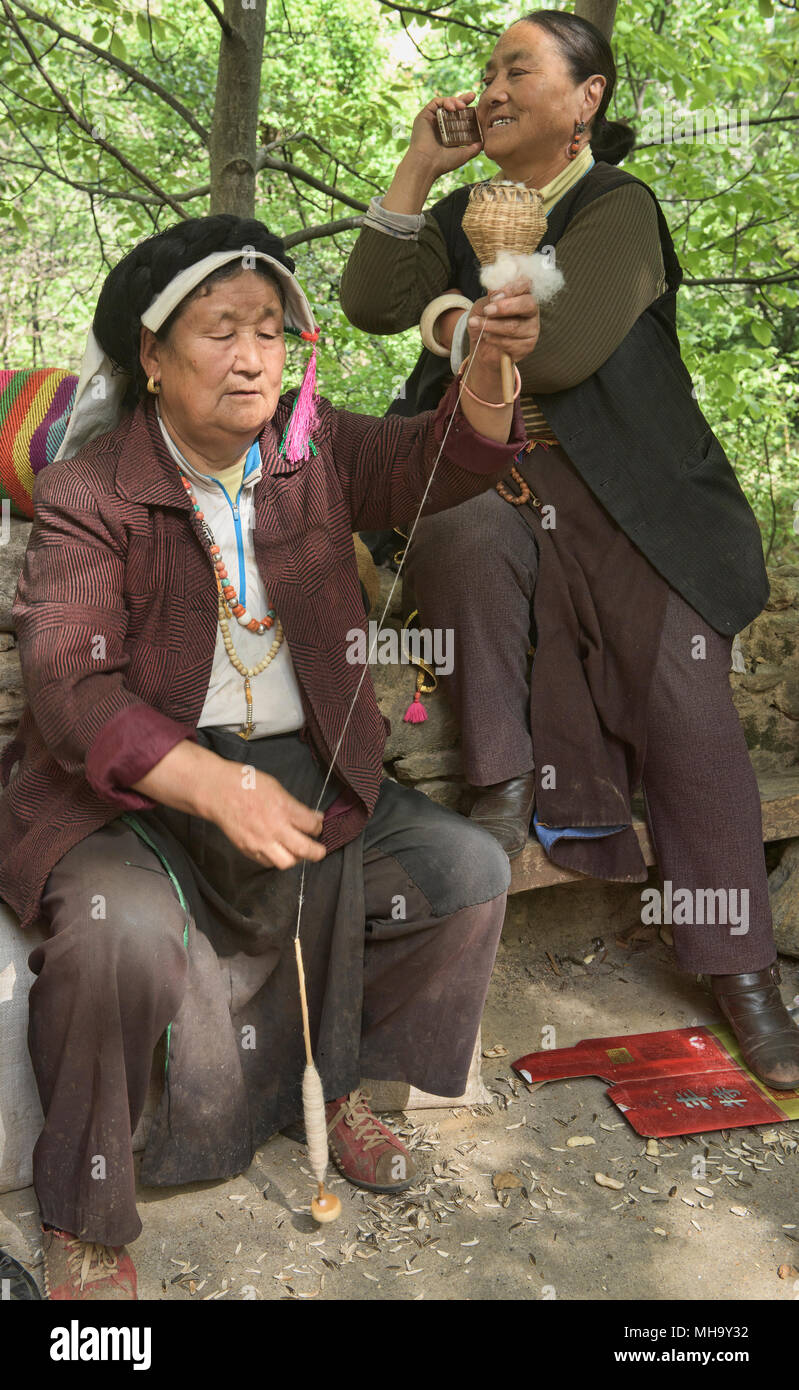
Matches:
[730,564,799,772]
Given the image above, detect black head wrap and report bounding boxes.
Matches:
[93,214,295,379]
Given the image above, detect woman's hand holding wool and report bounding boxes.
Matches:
[456,274,540,439]
[467,275,540,375]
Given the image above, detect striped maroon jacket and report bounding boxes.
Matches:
[0,381,524,929]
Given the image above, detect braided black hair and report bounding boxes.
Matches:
[93,214,294,404]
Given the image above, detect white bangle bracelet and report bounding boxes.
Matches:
[419,293,474,357]
[450,310,471,374]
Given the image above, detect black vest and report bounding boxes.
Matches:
[390,163,768,635]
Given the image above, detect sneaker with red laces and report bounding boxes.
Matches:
[42,1227,138,1301]
[325,1089,417,1193]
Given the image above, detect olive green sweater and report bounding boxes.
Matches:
[340,182,667,439]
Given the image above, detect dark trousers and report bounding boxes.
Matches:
[405,484,775,976]
[26,778,509,1246]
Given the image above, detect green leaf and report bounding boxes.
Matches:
[109,34,127,62]
[707,26,731,45]
[758,0,773,15]
[136,14,150,42]
[92,25,110,45]
[751,321,773,346]
[11,205,27,235]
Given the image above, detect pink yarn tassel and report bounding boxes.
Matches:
[403,691,427,723]
[284,334,319,463]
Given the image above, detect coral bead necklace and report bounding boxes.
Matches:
[177,463,284,740]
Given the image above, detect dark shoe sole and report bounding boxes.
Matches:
[468,817,529,859]
[744,1062,799,1092]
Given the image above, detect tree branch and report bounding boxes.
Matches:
[373,0,498,37]
[636,112,799,149]
[683,271,799,287]
[292,133,384,191]
[1,1,189,218]
[257,152,369,211]
[5,0,210,144]
[283,216,365,248]
[202,0,234,38]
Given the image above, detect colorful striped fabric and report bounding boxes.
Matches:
[0,369,78,520]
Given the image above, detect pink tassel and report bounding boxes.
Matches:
[284,332,319,463]
[403,690,427,723]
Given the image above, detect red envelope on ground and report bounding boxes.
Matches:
[512,1023,799,1136]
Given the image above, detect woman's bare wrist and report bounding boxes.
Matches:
[130,738,230,822]
[464,359,506,404]
[382,153,438,214]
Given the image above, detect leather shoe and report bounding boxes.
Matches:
[468,771,536,859]
[710,962,799,1091]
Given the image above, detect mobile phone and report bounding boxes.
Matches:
[436,107,482,148]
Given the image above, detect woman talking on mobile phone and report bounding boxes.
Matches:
[340,10,799,1090]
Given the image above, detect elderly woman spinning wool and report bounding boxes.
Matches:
[0,213,538,1300]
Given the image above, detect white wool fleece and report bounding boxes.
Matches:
[480,249,564,305]
[449,249,564,373]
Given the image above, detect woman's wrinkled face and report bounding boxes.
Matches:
[477,21,594,163]
[140,269,287,454]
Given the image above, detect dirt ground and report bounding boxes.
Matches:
[2,877,798,1303]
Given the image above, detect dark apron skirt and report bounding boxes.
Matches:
[124,727,366,1188]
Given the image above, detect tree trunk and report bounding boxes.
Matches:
[574,0,617,40]
[209,0,267,217]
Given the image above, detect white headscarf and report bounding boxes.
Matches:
[56,249,317,462]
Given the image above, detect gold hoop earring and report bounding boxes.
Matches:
[147,376,160,395]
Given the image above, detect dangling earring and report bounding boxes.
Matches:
[147,376,161,395]
[568,120,586,160]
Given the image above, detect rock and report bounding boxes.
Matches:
[727,567,799,766]
[730,681,799,769]
[764,569,799,612]
[738,661,784,694]
[0,518,32,612]
[738,610,799,668]
[375,564,404,621]
[372,659,460,760]
[767,839,799,959]
[353,535,380,615]
[405,778,461,811]
[774,675,799,721]
[0,648,24,722]
[393,747,464,782]
[492,1171,524,1192]
[410,778,463,811]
